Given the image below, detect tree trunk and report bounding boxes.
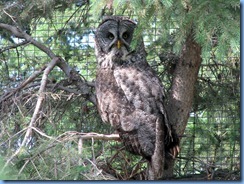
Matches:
[163,31,202,178]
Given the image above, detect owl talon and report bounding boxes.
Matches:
[176,145,180,154]
[168,145,180,159]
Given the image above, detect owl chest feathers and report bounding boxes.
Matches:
[96,65,164,120]
[96,65,167,125]
[97,48,133,69]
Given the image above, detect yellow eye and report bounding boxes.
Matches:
[123,32,128,39]
[108,33,114,40]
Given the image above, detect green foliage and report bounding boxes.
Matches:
[0,156,22,180]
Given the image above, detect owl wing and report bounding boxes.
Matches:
[113,64,179,157]
[113,64,168,127]
[96,63,178,158]
[96,67,159,158]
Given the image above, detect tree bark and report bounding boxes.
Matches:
[164,31,202,178]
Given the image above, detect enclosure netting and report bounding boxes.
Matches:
[0,6,240,180]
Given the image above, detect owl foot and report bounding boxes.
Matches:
[168,145,180,159]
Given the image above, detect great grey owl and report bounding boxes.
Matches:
[95,16,179,164]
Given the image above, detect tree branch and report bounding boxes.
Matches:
[0,23,56,58]
[0,22,96,104]
[0,24,96,168]
[3,57,60,169]
[0,40,30,54]
[57,131,120,141]
[0,65,46,103]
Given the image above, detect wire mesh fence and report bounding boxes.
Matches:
[0,6,240,180]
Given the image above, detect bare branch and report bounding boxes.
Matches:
[0,22,96,104]
[0,23,56,58]
[0,23,26,39]
[3,9,17,24]
[0,20,97,169]
[3,57,60,169]
[0,65,46,103]
[22,57,60,143]
[53,84,81,95]
[0,40,30,54]
[57,131,120,141]
[30,127,53,140]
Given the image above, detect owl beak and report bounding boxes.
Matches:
[117,40,121,49]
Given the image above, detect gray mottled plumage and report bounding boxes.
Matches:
[95,16,179,160]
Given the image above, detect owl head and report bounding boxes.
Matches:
[95,16,137,67]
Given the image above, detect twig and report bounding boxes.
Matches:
[91,138,96,163]
[0,40,30,54]
[0,65,46,103]
[0,23,69,75]
[52,84,81,95]
[0,127,28,148]
[31,127,53,140]
[0,20,96,169]
[3,57,60,169]
[78,138,83,165]
[21,58,59,143]
[57,131,120,141]
[108,147,125,163]
[5,130,120,175]
[177,156,220,170]
[0,22,96,104]
[3,9,17,24]
[18,159,30,175]
[86,158,103,177]
[31,159,42,179]
[0,23,59,59]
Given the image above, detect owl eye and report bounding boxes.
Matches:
[122,32,129,39]
[107,33,115,40]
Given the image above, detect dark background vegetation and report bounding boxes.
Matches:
[0,0,240,180]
